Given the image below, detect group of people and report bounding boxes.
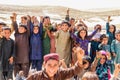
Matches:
[0,9,120,80]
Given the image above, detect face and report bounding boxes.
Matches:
[115,33,120,41]
[109,25,115,33]
[21,17,27,25]
[100,55,106,65]
[47,18,51,24]
[83,60,90,69]
[70,19,75,25]
[0,25,3,32]
[57,25,61,30]
[45,59,59,77]
[18,27,26,33]
[3,30,11,39]
[43,18,48,25]
[79,30,86,38]
[61,23,69,32]
[102,38,108,45]
[33,26,39,34]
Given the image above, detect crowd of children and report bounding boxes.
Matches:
[0,9,120,80]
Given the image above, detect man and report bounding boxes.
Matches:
[26,47,84,80]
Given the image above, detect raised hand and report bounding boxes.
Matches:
[108,16,111,22]
[76,47,85,65]
[67,8,69,15]
[40,16,43,22]
[96,51,102,59]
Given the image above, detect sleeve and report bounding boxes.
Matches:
[88,28,99,40]
[111,40,115,53]
[106,22,109,34]
[12,21,18,34]
[55,31,59,39]
[60,62,83,79]
[11,40,15,57]
[39,22,43,36]
[26,71,42,80]
[90,58,99,72]
[70,32,80,43]
[27,20,32,36]
[98,43,103,50]
[65,15,69,21]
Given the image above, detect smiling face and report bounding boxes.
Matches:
[100,55,106,65]
[115,33,120,41]
[61,23,69,32]
[79,30,87,39]
[3,29,11,39]
[44,59,59,78]
[109,25,115,33]
[18,26,26,33]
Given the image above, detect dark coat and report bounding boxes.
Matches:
[12,21,30,63]
[27,63,83,80]
[0,37,14,71]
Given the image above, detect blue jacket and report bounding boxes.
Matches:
[30,22,42,60]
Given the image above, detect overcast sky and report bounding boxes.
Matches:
[0,0,120,10]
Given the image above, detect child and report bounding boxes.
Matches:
[110,64,120,80]
[0,28,14,80]
[90,24,102,62]
[0,22,6,80]
[111,30,120,64]
[98,34,115,74]
[41,16,52,57]
[98,34,110,52]
[106,16,116,45]
[26,48,85,80]
[71,25,101,55]
[11,13,30,77]
[55,21,71,66]
[30,22,42,71]
[96,50,111,80]
[49,27,57,53]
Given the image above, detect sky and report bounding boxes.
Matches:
[0,0,120,10]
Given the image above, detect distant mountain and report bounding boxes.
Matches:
[0,4,120,19]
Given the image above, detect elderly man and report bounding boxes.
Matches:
[26,47,84,80]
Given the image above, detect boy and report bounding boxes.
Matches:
[27,47,84,80]
[0,22,6,80]
[1,28,14,80]
[111,30,120,64]
[55,21,71,66]
[11,13,30,77]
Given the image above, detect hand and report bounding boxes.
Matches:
[106,51,111,60]
[96,51,102,59]
[112,53,116,57]
[10,13,17,21]
[27,15,31,21]
[19,71,24,77]
[40,16,43,22]
[59,59,67,68]
[108,16,111,22]
[13,13,17,18]
[67,8,69,15]
[76,47,85,65]
[9,57,13,64]
[72,47,77,53]
[31,16,35,23]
